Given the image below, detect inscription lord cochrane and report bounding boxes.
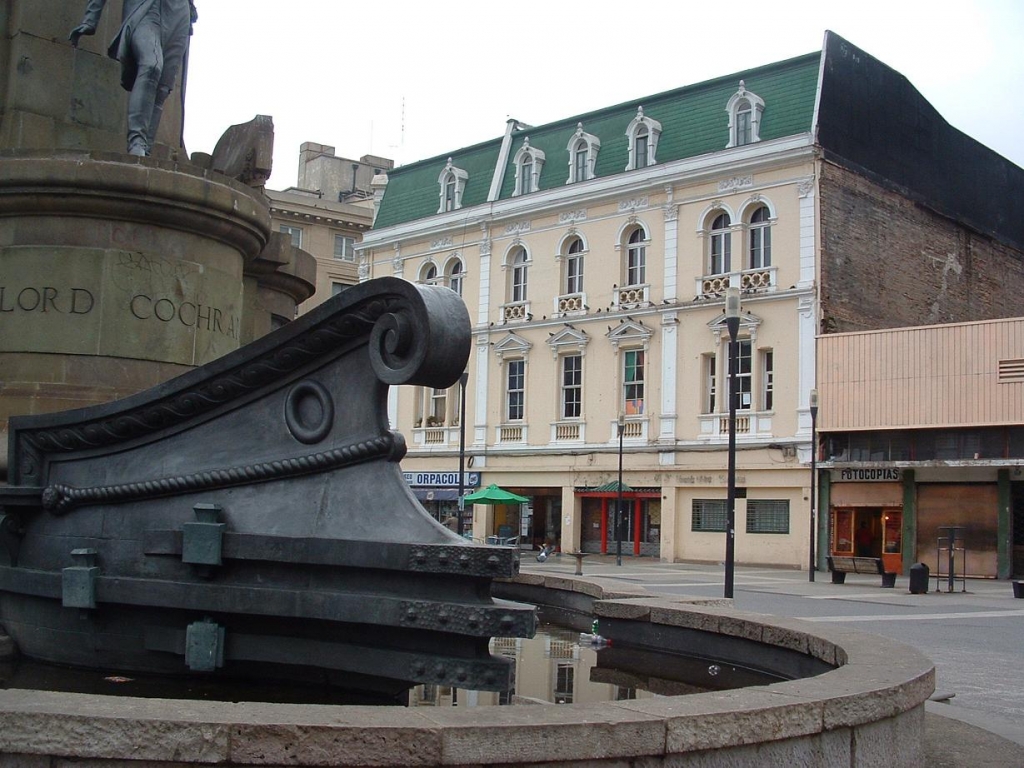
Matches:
[0,286,238,339]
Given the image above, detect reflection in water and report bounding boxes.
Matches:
[0,625,783,708]
[409,624,783,708]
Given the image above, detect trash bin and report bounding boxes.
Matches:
[909,562,929,594]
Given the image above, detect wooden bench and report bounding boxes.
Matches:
[827,556,896,588]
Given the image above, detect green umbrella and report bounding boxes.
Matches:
[463,484,529,504]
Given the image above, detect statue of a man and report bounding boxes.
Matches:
[70,1,198,157]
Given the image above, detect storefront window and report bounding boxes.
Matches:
[832,509,854,553]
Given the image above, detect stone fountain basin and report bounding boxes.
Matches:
[0,572,934,767]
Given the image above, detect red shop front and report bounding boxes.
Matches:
[577,483,661,557]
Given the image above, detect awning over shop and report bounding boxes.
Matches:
[574,485,660,498]
[412,488,460,502]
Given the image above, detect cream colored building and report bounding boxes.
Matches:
[359,33,1024,569]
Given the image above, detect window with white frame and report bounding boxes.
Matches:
[506,359,525,421]
[564,237,585,295]
[512,138,545,196]
[748,205,771,268]
[331,282,347,297]
[704,353,717,413]
[333,234,355,261]
[709,212,732,275]
[622,349,645,416]
[561,354,582,419]
[762,348,774,411]
[728,339,753,410]
[692,499,727,532]
[624,106,661,171]
[437,158,468,214]
[566,123,600,184]
[625,227,647,287]
[574,142,588,181]
[746,499,790,534]
[446,258,464,297]
[725,81,766,148]
[280,225,302,248]
[510,247,529,302]
[416,386,448,427]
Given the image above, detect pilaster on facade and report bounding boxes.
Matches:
[477,226,492,327]
[797,176,816,288]
[662,184,679,303]
[659,311,679,444]
[473,334,490,447]
[796,293,817,436]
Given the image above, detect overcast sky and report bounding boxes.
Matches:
[183,1,1024,190]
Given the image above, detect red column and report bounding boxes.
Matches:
[633,498,642,556]
[600,498,608,554]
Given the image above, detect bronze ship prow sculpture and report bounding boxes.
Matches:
[0,277,535,697]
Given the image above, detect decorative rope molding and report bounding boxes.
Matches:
[41,432,405,515]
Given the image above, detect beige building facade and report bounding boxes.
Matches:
[359,33,1024,571]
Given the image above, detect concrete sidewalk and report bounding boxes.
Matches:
[521,554,1024,766]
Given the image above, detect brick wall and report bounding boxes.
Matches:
[819,161,1024,334]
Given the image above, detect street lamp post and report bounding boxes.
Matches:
[724,287,740,599]
[616,412,625,567]
[457,372,468,537]
[809,388,819,582]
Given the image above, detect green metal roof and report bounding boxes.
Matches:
[374,50,822,231]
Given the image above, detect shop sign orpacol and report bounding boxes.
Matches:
[404,472,481,488]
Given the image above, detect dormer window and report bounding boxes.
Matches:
[437,158,468,213]
[513,138,546,196]
[726,81,765,148]
[625,107,662,171]
[566,123,600,184]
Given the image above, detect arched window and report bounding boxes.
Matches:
[443,175,457,211]
[574,142,588,181]
[725,81,765,148]
[634,128,649,170]
[625,227,647,287]
[511,247,529,302]
[566,123,600,184]
[748,206,771,268]
[436,158,468,213]
[512,138,546,196]
[521,156,534,194]
[446,258,464,296]
[420,263,441,285]
[565,237,585,294]
[624,107,661,171]
[709,213,732,275]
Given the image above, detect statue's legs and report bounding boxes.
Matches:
[125,3,190,156]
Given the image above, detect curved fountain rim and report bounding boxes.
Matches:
[0,571,935,767]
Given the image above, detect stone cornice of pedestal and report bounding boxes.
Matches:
[0,150,271,260]
[243,232,318,305]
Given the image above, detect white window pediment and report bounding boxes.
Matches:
[606,318,653,349]
[725,81,765,148]
[707,310,762,343]
[625,106,662,171]
[566,123,600,184]
[512,137,546,196]
[547,325,590,357]
[437,158,469,213]
[493,331,533,361]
